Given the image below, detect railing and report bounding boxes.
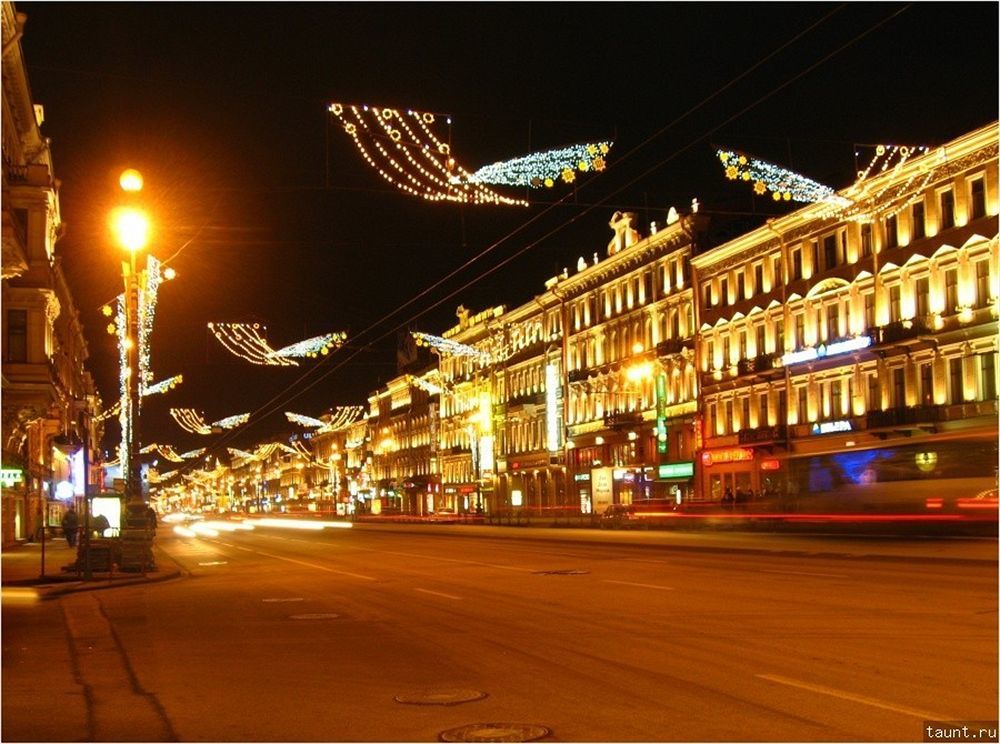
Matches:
[656,338,693,357]
[737,354,777,376]
[869,319,931,346]
[737,425,786,445]
[506,390,546,407]
[866,405,944,428]
[603,409,644,428]
[567,369,590,383]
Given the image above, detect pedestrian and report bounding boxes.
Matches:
[145,505,158,534]
[61,506,79,548]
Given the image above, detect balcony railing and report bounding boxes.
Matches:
[737,425,786,445]
[656,338,692,357]
[866,404,944,429]
[603,409,644,429]
[737,354,776,376]
[869,319,931,346]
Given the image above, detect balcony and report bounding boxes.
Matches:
[737,354,776,376]
[507,390,546,407]
[656,338,692,357]
[866,405,944,429]
[567,368,590,384]
[737,425,786,445]
[603,409,644,429]
[869,319,931,346]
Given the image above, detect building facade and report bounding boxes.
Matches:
[2,2,103,546]
[691,123,998,510]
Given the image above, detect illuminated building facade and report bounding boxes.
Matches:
[2,2,103,546]
[368,370,439,515]
[691,122,998,508]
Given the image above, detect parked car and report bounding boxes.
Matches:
[600,503,640,529]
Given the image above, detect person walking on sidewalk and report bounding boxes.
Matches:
[61,507,79,548]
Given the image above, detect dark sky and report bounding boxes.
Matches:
[17,2,998,457]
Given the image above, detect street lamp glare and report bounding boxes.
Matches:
[119,169,144,192]
[111,207,151,252]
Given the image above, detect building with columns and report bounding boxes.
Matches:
[691,122,998,509]
[2,2,103,546]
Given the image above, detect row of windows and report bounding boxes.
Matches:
[571,256,689,330]
[706,352,997,436]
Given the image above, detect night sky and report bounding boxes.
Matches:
[16,2,998,458]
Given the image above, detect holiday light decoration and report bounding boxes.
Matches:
[138,255,162,389]
[139,444,186,463]
[272,332,347,359]
[179,448,206,460]
[290,439,316,463]
[318,406,366,432]
[141,374,183,398]
[819,143,932,222]
[412,331,491,361]
[169,408,212,435]
[461,141,613,188]
[95,402,121,423]
[213,412,250,430]
[208,323,347,365]
[328,102,528,206]
[286,412,326,428]
[227,447,257,462]
[117,294,131,467]
[409,372,444,396]
[717,149,849,205]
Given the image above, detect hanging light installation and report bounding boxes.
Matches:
[286,412,326,429]
[141,374,183,397]
[139,444,186,463]
[208,323,347,366]
[170,408,213,435]
[462,141,613,188]
[716,149,850,205]
[412,331,491,361]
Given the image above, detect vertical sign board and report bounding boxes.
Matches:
[591,467,614,515]
[655,372,668,454]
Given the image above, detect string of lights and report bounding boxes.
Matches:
[141,374,183,398]
[208,322,297,366]
[462,141,612,188]
[169,408,213,435]
[137,255,162,389]
[179,448,206,460]
[717,149,849,205]
[317,406,366,432]
[412,331,491,360]
[328,102,528,206]
[285,412,325,428]
[272,332,347,359]
[213,412,250,430]
[139,443,186,463]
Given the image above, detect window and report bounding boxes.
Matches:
[919,363,933,406]
[741,398,750,429]
[831,380,843,417]
[774,318,784,352]
[970,178,986,220]
[823,234,837,270]
[885,215,898,249]
[756,325,766,356]
[722,337,731,366]
[868,373,880,411]
[892,368,905,408]
[864,292,875,331]
[738,330,747,361]
[980,353,997,401]
[889,285,901,322]
[5,309,27,363]
[945,267,959,313]
[794,314,805,348]
[719,277,729,306]
[759,393,769,425]
[860,223,873,258]
[753,263,763,295]
[736,273,745,302]
[912,201,926,240]
[826,304,840,340]
[976,260,990,307]
[706,340,715,370]
[915,276,930,319]
[949,357,963,404]
[791,248,802,281]
[777,390,787,425]
[809,242,818,276]
[940,189,955,230]
[797,387,808,421]
[772,255,783,286]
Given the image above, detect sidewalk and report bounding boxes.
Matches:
[1,537,183,600]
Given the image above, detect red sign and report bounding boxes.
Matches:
[760,458,781,471]
[701,448,754,466]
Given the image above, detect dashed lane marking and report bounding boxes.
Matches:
[756,673,952,720]
[415,588,462,600]
[251,549,376,581]
[602,579,674,591]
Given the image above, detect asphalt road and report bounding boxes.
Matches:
[3,523,997,742]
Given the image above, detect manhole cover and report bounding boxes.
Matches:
[532,569,588,575]
[439,723,549,742]
[262,597,304,603]
[289,613,339,620]
[395,689,487,706]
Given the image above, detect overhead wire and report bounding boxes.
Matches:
[165,4,912,473]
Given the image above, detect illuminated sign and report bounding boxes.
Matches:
[760,459,781,471]
[701,448,754,466]
[511,489,523,507]
[658,461,694,479]
[1,468,24,488]
[655,373,668,454]
[546,363,561,452]
[811,420,853,435]
[573,473,591,482]
[782,335,872,366]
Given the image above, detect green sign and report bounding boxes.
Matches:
[658,461,694,479]
[0,468,24,488]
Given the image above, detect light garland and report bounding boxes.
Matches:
[412,331,491,361]
[209,323,347,365]
[213,412,250,430]
[272,332,347,359]
[227,447,257,462]
[95,401,121,422]
[290,439,316,463]
[141,374,183,398]
[179,448,206,460]
[117,294,131,467]
[169,408,213,435]
[137,255,162,390]
[717,149,850,205]
[317,406,366,432]
[139,444,186,463]
[328,102,528,206]
[461,141,612,188]
[819,143,932,222]
[286,412,326,428]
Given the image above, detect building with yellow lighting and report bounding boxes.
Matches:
[691,122,998,509]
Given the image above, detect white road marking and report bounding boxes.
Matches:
[348,545,533,573]
[602,579,674,591]
[760,569,849,579]
[415,588,462,600]
[756,673,952,720]
[251,549,376,581]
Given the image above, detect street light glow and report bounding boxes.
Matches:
[111,207,151,252]
[119,168,144,192]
